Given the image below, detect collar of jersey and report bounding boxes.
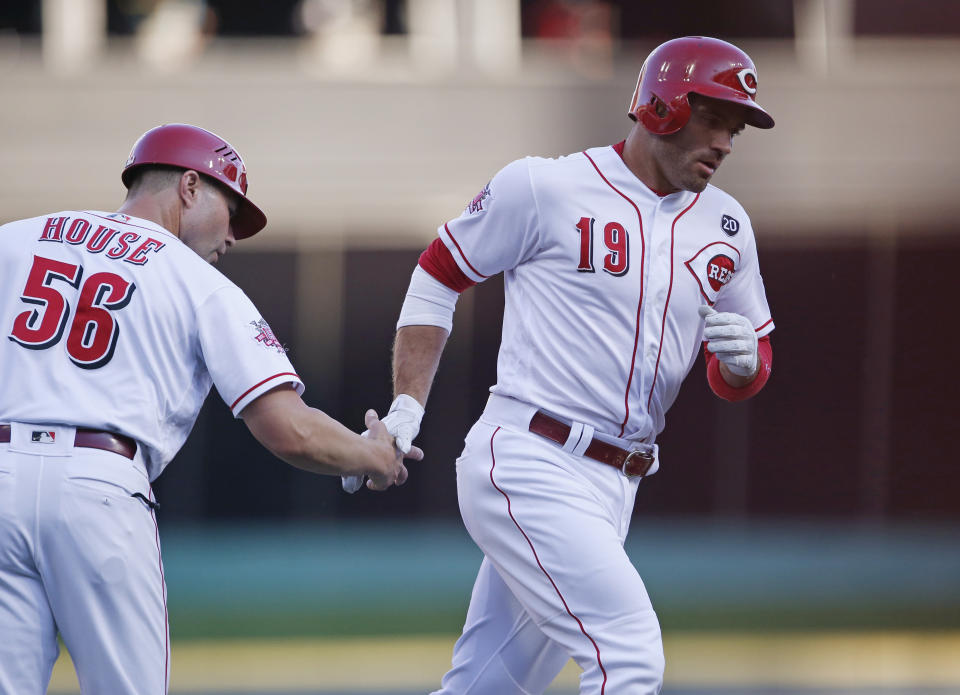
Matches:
[85,211,179,239]
[599,145,697,212]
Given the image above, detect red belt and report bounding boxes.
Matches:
[0,424,137,460]
[528,411,655,477]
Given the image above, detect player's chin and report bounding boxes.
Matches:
[683,162,713,192]
[681,176,709,193]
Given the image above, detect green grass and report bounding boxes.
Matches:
[159,519,960,640]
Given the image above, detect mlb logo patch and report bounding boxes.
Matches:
[31,431,56,444]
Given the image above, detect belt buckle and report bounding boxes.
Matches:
[621,446,655,478]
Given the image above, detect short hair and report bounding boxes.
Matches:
[124,165,187,195]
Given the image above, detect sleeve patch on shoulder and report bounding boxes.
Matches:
[465,181,492,215]
[249,318,287,354]
[721,214,740,236]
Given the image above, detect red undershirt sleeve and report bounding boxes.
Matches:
[705,335,772,402]
[418,238,477,293]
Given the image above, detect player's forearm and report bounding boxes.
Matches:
[279,407,394,477]
[243,387,393,478]
[392,325,449,407]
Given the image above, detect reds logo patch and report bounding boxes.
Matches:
[249,318,287,354]
[707,254,735,291]
[465,181,492,215]
[683,241,741,305]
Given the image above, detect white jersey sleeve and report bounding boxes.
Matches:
[439,158,542,282]
[711,212,774,337]
[196,285,304,417]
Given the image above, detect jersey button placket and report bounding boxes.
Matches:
[632,205,654,404]
[642,211,670,407]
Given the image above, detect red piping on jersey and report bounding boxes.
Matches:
[443,223,490,279]
[487,427,608,693]
[419,238,477,292]
[230,372,301,411]
[755,318,773,333]
[647,193,701,411]
[582,149,646,439]
[683,241,742,305]
[87,212,177,239]
[705,335,773,401]
[687,240,742,262]
[149,487,169,693]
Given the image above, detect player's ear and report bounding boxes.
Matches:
[178,170,202,209]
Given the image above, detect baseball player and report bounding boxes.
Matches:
[0,123,420,694]
[347,37,776,693]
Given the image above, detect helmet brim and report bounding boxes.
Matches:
[691,87,775,129]
[232,196,267,240]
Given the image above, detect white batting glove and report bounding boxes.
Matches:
[698,305,758,377]
[341,394,425,494]
[379,394,425,454]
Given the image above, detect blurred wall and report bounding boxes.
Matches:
[1,30,958,523]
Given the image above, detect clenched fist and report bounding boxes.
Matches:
[698,305,758,377]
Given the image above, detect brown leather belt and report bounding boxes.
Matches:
[528,411,655,477]
[0,424,137,460]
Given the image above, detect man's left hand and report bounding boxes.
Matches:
[698,305,758,377]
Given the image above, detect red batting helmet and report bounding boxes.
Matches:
[121,123,267,239]
[628,36,774,135]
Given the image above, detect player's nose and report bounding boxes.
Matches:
[712,133,733,158]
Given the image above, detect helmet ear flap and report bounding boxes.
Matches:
[653,96,668,118]
[638,92,690,136]
[639,105,663,134]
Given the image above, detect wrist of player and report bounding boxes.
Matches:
[718,353,759,379]
[381,393,425,454]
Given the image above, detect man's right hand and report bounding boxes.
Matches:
[362,409,424,491]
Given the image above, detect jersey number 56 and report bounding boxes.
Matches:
[8,255,136,369]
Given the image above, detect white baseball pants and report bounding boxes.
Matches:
[0,422,168,694]
[434,395,664,695]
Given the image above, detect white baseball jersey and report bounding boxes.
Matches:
[0,210,304,480]
[430,144,775,694]
[437,144,774,442]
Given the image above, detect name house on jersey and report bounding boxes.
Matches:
[38,216,166,266]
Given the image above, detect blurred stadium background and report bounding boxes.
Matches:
[2,0,959,693]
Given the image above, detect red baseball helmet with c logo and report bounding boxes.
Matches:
[122,124,267,239]
[628,36,775,135]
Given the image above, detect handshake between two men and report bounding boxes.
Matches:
[343,394,425,493]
